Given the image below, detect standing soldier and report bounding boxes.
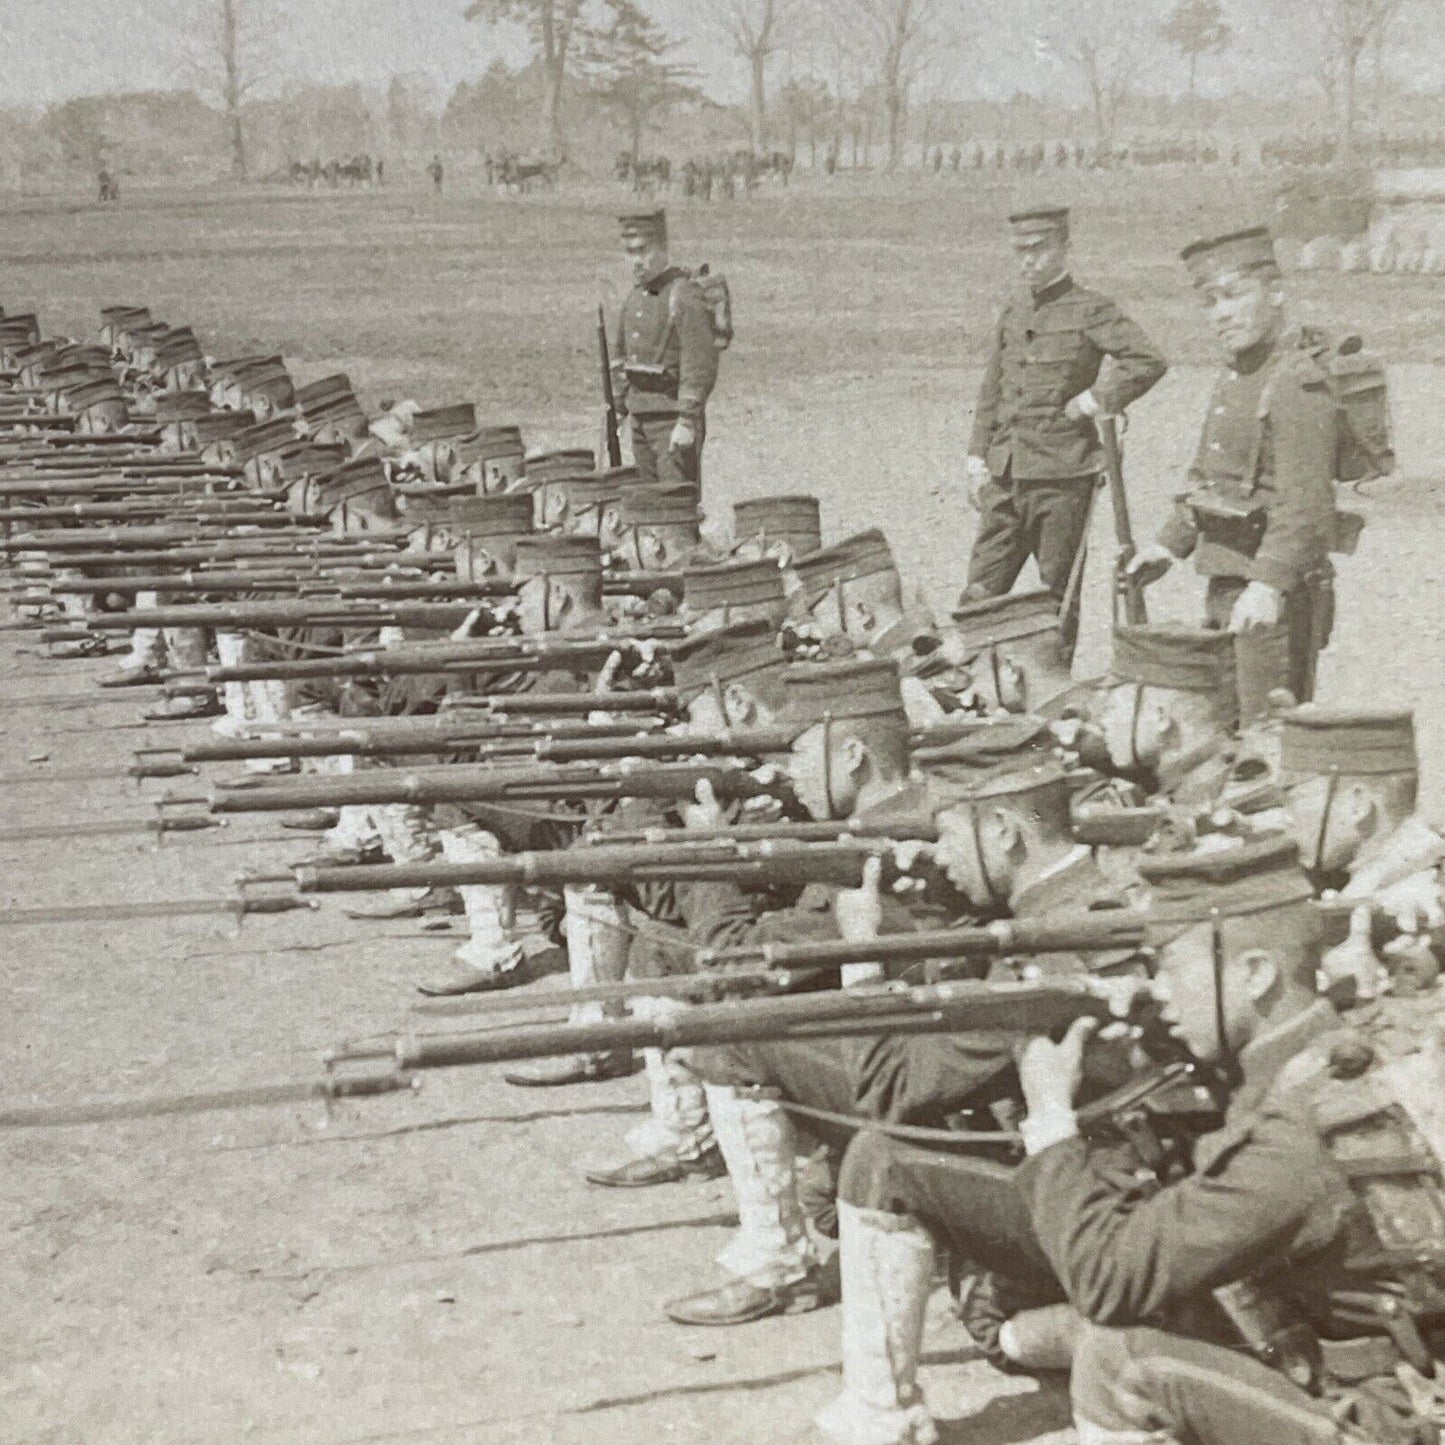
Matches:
[614,208,719,489]
[1128,227,1344,704]
[963,206,1167,640]
[428,154,444,193]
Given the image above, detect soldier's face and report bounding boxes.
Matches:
[1152,924,1278,1062]
[1013,232,1069,293]
[1200,271,1284,356]
[625,235,668,285]
[934,802,1020,909]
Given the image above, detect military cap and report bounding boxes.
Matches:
[192,410,254,447]
[1139,834,1316,929]
[682,556,787,615]
[209,354,269,383]
[1181,226,1280,287]
[409,403,477,446]
[1279,707,1417,778]
[100,305,150,328]
[951,588,1061,653]
[312,457,400,520]
[230,416,301,464]
[1112,624,1238,718]
[513,532,603,582]
[153,392,214,424]
[733,495,823,554]
[154,327,203,369]
[780,658,908,735]
[597,464,642,486]
[913,718,1055,782]
[0,314,41,342]
[406,492,535,535]
[1008,205,1069,238]
[306,393,370,436]
[524,447,597,479]
[455,425,526,466]
[67,377,126,411]
[271,445,342,485]
[55,344,114,369]
[46,363,112,395]
[619,208,667,243]
[792,528,898,605]
[234,357,296,403]
[295,374,356,415]
[670,618,790,703]
[618,483,701,528]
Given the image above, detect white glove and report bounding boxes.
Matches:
[964,455,992,511]
[669,417,698,453]
[1228,580,1283,633]
[1064,389,1101,421]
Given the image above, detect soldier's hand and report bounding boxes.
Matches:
[1017,1016,1098,1123]
[1127,543,1174,587]
[669,418,698,454]
[1063,389,1101,422]
[964,455,992,511]
[833,856,885,943]
[1228,581,1282,633]
[684,778,725,832]
[1371,873,1445,935]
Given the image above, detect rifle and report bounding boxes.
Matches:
[598,303,623,468]
[295,834,904,895]
[0,974,1163,1130]
[1099,415,1148,626]
[411,910,1152,1019]
[333,974,1136,1077]
[200,759,786,814]
[45,601,486,632]
[0,523,328,552]
[196,631,682,686]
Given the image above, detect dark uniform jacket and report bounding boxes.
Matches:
[968,276,1167,482]
[1158,333,1340,594]
[616,267,718,424]
[1018,1001,1381,1331]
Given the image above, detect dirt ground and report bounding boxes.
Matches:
[2,173,1445,1444]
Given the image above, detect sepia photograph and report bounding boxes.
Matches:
[2,1,1445,1441]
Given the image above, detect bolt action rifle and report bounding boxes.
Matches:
[598,303,624,469]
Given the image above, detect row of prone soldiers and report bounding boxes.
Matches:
[9,303,1445,1445]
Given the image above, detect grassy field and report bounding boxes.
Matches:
[3,171,1445,1445]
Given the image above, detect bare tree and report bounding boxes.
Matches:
[464,0,588,161]
[847,0,953,171]
[1038,0,1154,153]
[1300,0,1405,163]
[173,0,275,178]
[702,0,800,152]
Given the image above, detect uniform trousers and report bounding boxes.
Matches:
[630,413,704,488]
[1070,1322,1355,1445]
[1204,574,1327,708]
[965,471,1096,605]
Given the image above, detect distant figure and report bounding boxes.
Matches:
[98,169,119,204]
[484,152,495,187]
[950,145,961,172]
[376,158,385,186]
[429,155,444,194]
[825,138,839,177]
[931,146,943,173]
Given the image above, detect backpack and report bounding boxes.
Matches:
[667,265,734,352]
[1296,328,1396,484]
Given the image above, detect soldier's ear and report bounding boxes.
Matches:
[1239,949,1281,1007]
[839,734,868,779]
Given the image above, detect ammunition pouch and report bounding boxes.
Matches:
[622,362,678,398]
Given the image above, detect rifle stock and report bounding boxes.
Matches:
[1099,416,1148,626]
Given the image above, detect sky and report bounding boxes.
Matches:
[0,0,1440,113]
